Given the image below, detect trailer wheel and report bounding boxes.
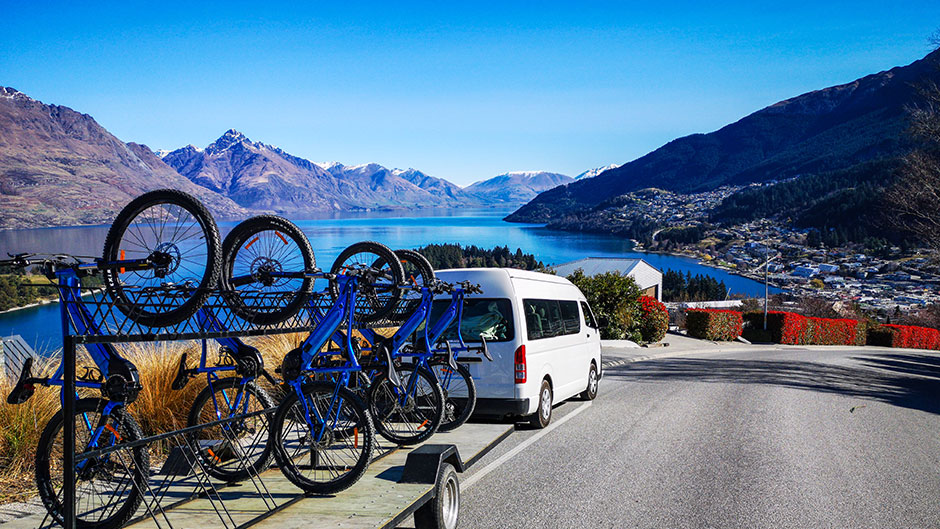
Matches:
[414,462,459,529]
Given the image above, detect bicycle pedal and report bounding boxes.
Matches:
[199,440,236,463]
[171,353,193,391]
[7,358,36,405]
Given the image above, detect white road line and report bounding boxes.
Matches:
[462,401,593,490]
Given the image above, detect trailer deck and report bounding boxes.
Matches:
[2,422,514,529]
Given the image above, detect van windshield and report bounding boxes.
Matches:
[428,298,514,342]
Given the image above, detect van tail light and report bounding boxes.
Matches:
[514,345,526,383]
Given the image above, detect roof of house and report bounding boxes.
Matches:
[549,257,662,280]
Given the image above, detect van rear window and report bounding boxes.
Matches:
[523,299,581,340]
[429,298,515,342]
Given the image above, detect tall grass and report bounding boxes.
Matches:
[0,336,298,502]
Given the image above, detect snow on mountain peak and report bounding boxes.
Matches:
[206,129,250,155]
[575,164,618,180]
[0,87,35,102]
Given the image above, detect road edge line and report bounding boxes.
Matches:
[462,401,592,490]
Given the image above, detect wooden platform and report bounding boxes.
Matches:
[1,422,514,529]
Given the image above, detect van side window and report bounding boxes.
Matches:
[580,301,598,329]
[524,299,580,340]
[559,300,580,334]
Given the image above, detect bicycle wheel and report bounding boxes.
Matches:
[428,359,476,432]
[102,189,222,328]
[329,241,405,322]
[383,249,435,318]
[187,378,275,482]
[368,364,444,445]
[272,382,374,494]
[35,398,149,529]
[220,215,315,325]
[395,249,434,288]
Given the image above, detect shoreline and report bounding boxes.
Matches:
[0,289,104,315]
[628,246,787,292]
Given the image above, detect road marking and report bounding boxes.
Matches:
[462,401,592,490]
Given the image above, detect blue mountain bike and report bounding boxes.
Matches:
[214,216,407,493]
[170,310,277,483]
[2,190,222,529]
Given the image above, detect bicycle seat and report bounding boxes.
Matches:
[7,357,36,405]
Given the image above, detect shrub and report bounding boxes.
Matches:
[867,324,940,350]
[566,269,641,340]
[744,311,808,344]
[685,309,744,341]
[637,296,669,343]
[744,311,867,346]
[805,317,866,346]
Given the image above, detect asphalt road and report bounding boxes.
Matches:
[453,345,940,528]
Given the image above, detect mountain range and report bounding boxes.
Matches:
[0,87,248,229]
[159,133,572,212]
[0,88,581,229]
[507,48,940,225]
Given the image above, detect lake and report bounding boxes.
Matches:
[0,208,774,352]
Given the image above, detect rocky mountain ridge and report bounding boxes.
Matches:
[0,87,247,229]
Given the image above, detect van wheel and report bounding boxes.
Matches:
[529,379,552,429]
[580,363,598,401]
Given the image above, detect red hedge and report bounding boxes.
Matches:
[743,311,866,346]
[868,324,940,350]
[685,309,743,341]
[744,311,807,344]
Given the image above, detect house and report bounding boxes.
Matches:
[792,266,818,278]
[550,257,664,300]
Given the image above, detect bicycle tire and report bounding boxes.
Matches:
[329,241,405,323]
[35,398,149,529]
[186,379,276,482]
[272,382,374,494]
[102,189,221,328]
[394,249,435,288]
[220,215,315,325]
[428,359,476,432]
[368,364,444,445]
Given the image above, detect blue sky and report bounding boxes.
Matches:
[2,1,938,185]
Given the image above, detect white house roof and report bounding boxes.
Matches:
[549,257,662,291]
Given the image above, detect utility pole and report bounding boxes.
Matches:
[764,257,770,330]
[758,253,778,331]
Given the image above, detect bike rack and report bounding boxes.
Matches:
[46,284,412,529]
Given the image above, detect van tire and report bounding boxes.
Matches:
[579,363,599,401]
[528,379,552,429]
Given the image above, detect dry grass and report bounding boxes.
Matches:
[0,357,60,501]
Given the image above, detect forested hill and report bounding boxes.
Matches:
[414,244,544,271]
[507,48,940,223]
[709,159,901,240]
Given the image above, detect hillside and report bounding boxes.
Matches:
[0,87,248,229]
[507,49,940,223]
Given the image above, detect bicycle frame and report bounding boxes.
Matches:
[185,309,264,423]
[284,274,374,443]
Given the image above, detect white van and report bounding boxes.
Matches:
[432,268,602,428]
